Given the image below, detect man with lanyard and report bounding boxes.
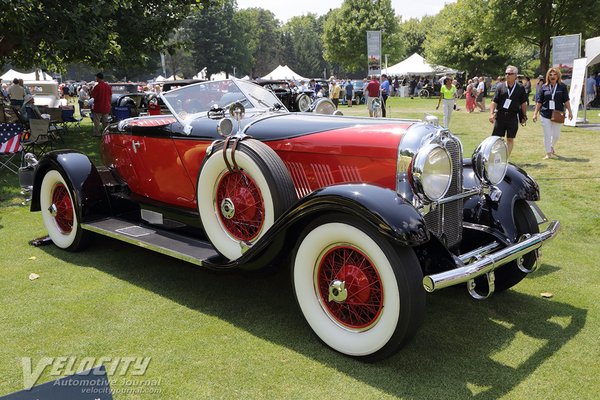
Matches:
[380,74,390,117]
[488,65,527,155]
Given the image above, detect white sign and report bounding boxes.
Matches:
[367,31,382,76]
[565,57,587,126]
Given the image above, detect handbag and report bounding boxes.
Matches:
[551,110,565,123]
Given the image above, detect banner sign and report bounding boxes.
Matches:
[552,34,581,84]
[565,57,587,126]
[366,31,382,76]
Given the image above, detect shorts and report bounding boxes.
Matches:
[476,93,483,102]
[346,93,353,101]
[492,114,519,139]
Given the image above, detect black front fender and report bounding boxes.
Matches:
[463,160,540,241]
[30,150,111,222]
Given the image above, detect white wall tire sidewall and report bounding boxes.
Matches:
[293,222,401,356]
[198,148,275,260]
[40,170,79,249]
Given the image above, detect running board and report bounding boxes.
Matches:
[81,218,218,266]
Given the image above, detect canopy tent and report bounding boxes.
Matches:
[210,71,230,80]
[1,68,55,82]
[153,75,166,82]
[193,67,207,80]
[585,36,600,67]
[386,53,456,76]
[260,65,308,81]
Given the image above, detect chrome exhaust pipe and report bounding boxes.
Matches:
[423,220,560,293]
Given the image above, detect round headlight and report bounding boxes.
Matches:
[472,136,508,185]
[412,144,452,201]
[311,98,336,115]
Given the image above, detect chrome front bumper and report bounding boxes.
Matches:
[422,220,560,293]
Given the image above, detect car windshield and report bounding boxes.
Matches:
[161,79,286,123]
[352,81,365,89]
[111,84,138,93]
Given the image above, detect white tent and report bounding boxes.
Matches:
[1,68,55,82]
[260,65,308,81]
[386,53,455,76]
[193,67,207,80]
[210,71,230,80]
[585,36,600,67]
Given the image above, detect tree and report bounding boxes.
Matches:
[484,0,600,75]
[322,0,402,74]
[397,16,434,60]
[185,0,239,78]
[423,1,508,75]
[281,15,327,78]
[0,0,210,72]
[235,8,282,78]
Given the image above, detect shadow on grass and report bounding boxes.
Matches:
[37,235,586,399]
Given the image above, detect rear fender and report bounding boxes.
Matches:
[30,151,111,222]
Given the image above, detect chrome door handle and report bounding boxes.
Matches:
[132,140,141,153]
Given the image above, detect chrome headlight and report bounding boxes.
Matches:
[472,137,508,185]
[412,144,452,201]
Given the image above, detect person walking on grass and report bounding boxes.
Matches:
[488,65,528,156]
[90,72,112,137]
[533,67,573,159]
[436,77,456,128]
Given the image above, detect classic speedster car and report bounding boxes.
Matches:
[24,79,559,361]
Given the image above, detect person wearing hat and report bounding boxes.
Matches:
[19,94,43,123]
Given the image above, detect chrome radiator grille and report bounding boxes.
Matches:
[423,137,463,248]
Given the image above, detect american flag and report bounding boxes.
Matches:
[0,123,23,154]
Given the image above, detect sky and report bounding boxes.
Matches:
[236,0,457,22]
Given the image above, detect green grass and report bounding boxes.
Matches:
[1,100,600,399]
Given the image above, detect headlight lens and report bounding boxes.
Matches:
[472,137,508,185]
[412,144,452,201]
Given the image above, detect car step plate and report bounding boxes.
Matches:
[82,218,218,266]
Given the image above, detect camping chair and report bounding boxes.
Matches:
[22,118,53,157]
[61,107,82,130]
[0,123,24,174]
[113,106,131,122]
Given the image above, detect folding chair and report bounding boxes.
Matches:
[0,123,24,174]
[22,119,53,157]
[61,107,82,130]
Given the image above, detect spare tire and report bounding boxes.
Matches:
[197,139,297,260]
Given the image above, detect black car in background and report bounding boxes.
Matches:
[256,80,313,112]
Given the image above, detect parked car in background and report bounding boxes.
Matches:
[255,80,312,112]
[23,79,559,361]
[109,83,146,121]
[26,81,67,108]
[351,79,366,104]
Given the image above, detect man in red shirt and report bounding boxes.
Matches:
[91,72,112,137]
[365,75,381,117]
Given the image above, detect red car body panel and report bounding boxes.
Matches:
[102,122,410,210]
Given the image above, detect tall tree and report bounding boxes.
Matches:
[236,8,281,78]
[423,1,507,75]
[396,16,434,60]
[322,0,402,74]
[0,0,209,71]
[281,15,327,78]
[484,0,600,74]
[185,0,238,78]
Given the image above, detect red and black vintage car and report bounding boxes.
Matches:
[24,79,559,360]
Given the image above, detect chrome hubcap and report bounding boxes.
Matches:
[48,203,58,217]
[328,280,348,303]
[220,198,235,219]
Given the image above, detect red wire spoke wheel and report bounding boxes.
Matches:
[40,169,87,251]
[51,183,74,234]
[216,170,265,242]
[316,246,383,330]
[198,139,296,260]
[292,215,425,361]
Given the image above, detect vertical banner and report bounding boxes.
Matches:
[552,34,581,85]
[366,31,382,76]
[565,57,587,126]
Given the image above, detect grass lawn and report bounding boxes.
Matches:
[1,98,599,399]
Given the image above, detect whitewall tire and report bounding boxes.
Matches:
[292,216,425,360]
[198,140,296,260]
